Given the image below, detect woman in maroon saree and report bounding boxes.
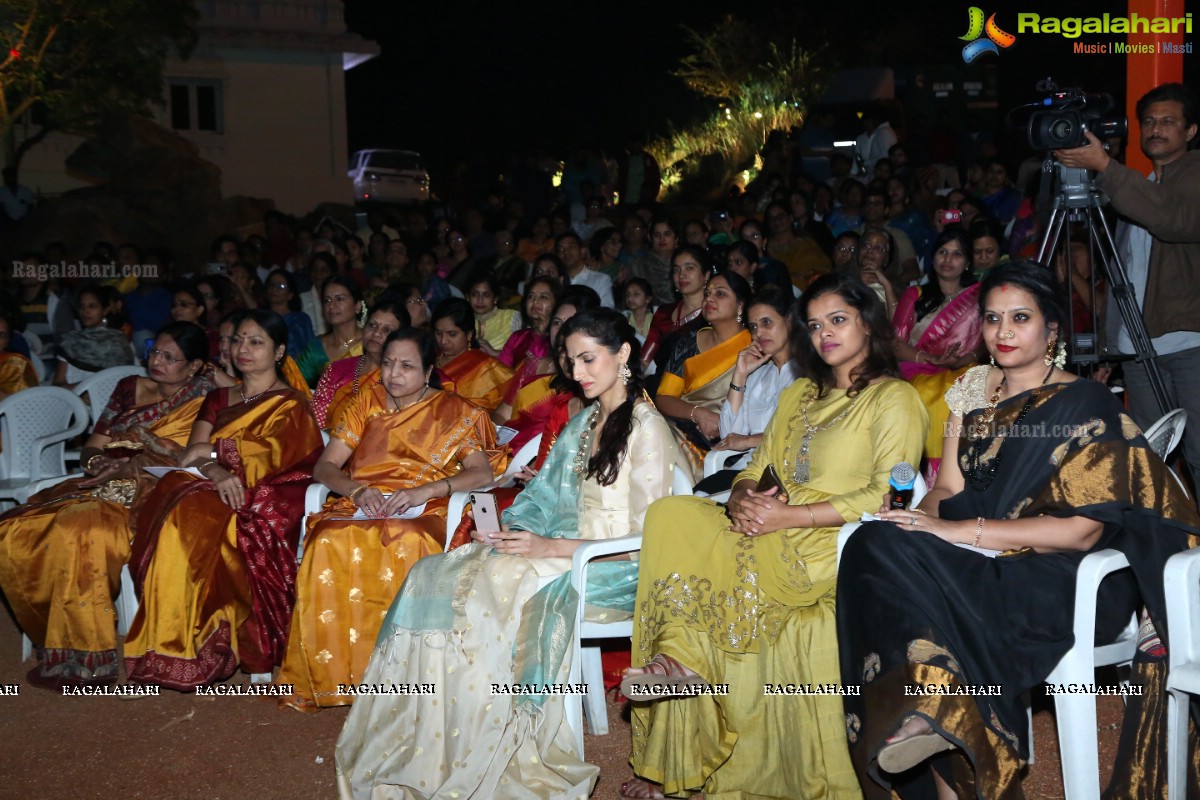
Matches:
[123,310,323,688]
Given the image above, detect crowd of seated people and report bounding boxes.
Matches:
[0,116,1196,800]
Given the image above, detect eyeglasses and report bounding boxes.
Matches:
[835,245,857,253]
[406,298,426,305]
[147,347,183,364]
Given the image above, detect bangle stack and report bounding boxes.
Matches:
[196,459,218,475]
[805,505,816,527]
[689,405,699,423]
[349,484,368,501]
[973,517,984,547]
[444,477,453,497]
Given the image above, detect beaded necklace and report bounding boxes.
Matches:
[964,365,1054,491]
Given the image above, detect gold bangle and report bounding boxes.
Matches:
[973,517,984,548]
[85,454,104,471]
[806,505,817,527]
[444,477,453,497]
[349,484,368,501]
[689,405,698,423]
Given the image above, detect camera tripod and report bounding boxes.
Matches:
[1034,161,1170,418]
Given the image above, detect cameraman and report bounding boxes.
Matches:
[1055,82,1200,493]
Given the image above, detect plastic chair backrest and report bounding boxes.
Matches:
[72,366,147,422]
[0,387,90,482]
[1144,409,1187,461]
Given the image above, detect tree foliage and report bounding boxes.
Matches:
[0,0,198,173]
[648,16,834,199]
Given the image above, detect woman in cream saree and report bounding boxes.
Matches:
[336,310,693,799]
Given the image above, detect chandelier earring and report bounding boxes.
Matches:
[1044,334,1058,368]
[618,361,631,385]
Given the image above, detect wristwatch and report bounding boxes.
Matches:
[730,382,745,393]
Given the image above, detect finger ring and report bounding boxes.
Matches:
[911,516,917,525]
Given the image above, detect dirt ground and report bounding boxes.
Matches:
[0,605,1123,800]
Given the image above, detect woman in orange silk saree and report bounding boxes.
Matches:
[279,331,504,709]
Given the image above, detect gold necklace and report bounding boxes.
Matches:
[787,388,860,483]
[389,385,428,411]
[571,406,601,476]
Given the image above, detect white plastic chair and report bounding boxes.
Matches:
[63,365,147,465]
[73,365,147,423]
[1165,547,1200,800]
[0,387,90,509]
[562,462,695,755]
[1144,409,1187,462]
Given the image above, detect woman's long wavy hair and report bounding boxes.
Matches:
[915,228,976,321]
[793,273,897,399]
[557,309,643,487]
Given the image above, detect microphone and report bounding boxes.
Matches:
[888,462,917,510]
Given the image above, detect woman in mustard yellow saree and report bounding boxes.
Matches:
[124,311,323,689]
[653,269,752,455]
[0,322,216,688]
[279,328,503,709]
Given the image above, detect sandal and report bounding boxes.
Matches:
[618,777,666,800]
[876,715,956,773]
[619,653,708,700]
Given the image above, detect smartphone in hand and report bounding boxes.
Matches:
[471,491,502,535]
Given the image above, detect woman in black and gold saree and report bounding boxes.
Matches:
[837,262,1199,799]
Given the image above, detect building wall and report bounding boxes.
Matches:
[15,0,372,215]
[164,48,353,212]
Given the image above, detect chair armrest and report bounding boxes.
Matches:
[305,483,332,515]
[1165,548,1200,672]
[703,449,748,478]
[446,490,473,537]
[1071,548,1131,654]
[29,472,85,494]
[570,534,644,618]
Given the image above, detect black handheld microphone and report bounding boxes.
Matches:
[888,462,917,510]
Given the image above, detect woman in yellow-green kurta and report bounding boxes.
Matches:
[278,328,505,710]
[622,273,928,800]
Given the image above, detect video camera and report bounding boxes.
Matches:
[1019,78,1128,150]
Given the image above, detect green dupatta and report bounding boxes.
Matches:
[378,406,639,711]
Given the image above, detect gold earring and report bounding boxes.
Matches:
[1044,334,1057,367]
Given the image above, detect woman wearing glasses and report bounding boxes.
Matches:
[264,268,315,358]
[0,322,219,689]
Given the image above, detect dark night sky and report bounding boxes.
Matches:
[341,1,1197,184]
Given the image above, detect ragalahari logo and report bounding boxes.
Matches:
[960,7,1017,62]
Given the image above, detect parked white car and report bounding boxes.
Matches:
[348,149,430,204]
